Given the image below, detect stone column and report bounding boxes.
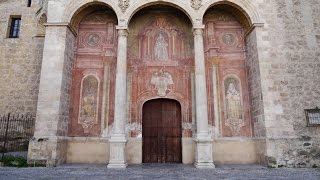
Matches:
[107,27,128,168]
[28,23,76,167]
[193,26,215,169]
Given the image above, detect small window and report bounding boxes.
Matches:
[9,17,21,38]
[305,107,320,126]
[27,0,32,7]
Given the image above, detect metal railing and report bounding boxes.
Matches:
[0,113,35,157]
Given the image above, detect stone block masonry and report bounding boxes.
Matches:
[0,0,46,114]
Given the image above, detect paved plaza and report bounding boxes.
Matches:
[0,164,320,180]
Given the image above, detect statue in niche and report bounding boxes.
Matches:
[224,78,245,136]
[154,32,169,61]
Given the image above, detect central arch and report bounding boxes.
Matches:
[142,98,182,163]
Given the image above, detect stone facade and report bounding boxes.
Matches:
[0,0,46,114]
[0,0,320,168]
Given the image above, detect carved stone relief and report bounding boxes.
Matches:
[151,70,174,97]
[191,0,202,10]
[119,0,129,12]
[86,33,101,47]
[78,75,100,134]
[224,77,245,136]
[222,33,236,46]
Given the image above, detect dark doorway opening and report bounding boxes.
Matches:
[142,99,182,163]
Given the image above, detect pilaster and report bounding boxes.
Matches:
[28,23,75,167]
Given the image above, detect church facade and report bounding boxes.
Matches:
[0,0,320,168]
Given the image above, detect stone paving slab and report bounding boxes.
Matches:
[0,164,320,180]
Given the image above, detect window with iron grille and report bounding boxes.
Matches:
[9,17,21,38]
[305,107,320,126]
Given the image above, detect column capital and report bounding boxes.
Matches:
[193,25,205,36]
[193,24,205,29]
[116,26,129,36]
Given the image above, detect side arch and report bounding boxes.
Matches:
[200,0,263,26]
[62,0,120,28]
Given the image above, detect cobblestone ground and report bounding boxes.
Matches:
[0,164,320,180]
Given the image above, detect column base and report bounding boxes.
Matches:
[194,134,215,169]
[108,134,127,169]
[27,136,67,167]
[107,163,128,169]
[194,162,215,169]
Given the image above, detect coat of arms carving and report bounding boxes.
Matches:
[119,0,130,12]
[191,0,202,10]
[151,70,174,97]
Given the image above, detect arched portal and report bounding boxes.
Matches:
[68,4,118,137]
[203,4,253,138]
[142,98,182,163]
[126,4,194,164]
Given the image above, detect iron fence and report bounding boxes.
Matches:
[0,113,35,157]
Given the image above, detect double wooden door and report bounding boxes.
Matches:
[142,99,182,163]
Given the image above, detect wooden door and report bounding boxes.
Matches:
[142,99,182,163]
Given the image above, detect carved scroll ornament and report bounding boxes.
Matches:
[191,0,202,10]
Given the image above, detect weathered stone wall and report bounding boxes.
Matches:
[0,0,45,114]
[245,29,266,138]
[254,0,320,167]
[28,26,75,166]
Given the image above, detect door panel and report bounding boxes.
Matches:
[142,99,182,163]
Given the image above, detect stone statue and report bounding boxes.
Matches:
[154,33,169,61]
